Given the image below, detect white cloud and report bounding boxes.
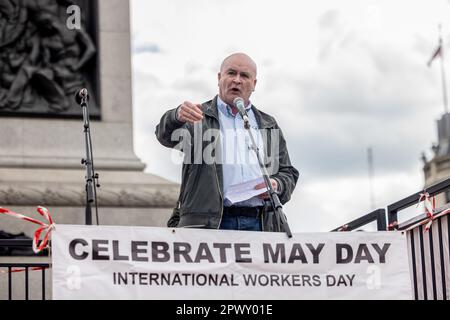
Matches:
[131,0,450,231]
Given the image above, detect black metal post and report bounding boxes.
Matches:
[243,119,293,238]
[42,268,46,300]
[331,208,386,232]
[79,89,94,225]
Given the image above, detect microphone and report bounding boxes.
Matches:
[233,97,249,123]
[75,88,89,105]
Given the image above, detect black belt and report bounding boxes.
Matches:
[223,206,263,218]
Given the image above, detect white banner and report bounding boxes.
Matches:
[52,225,412,300]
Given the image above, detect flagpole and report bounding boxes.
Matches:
[367,147,376,211]
[440,45,448,114]
[438,30,449,114]
[438,24,450,142]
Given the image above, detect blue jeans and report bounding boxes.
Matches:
[219,215,262,231]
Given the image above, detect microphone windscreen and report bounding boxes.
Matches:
[74,88,89,105]
[233,97,245,114]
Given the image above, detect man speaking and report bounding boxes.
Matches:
[156,53,299,232]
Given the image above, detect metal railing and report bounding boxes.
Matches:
[0,263,50,300]
[332,177,450,232]
[331,208,387,232]
[331,177,450,300]
[0,240,50,300]
[387,177,450,230]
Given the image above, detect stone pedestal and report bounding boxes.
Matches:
[0,168,178,233]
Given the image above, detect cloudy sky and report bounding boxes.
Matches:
[130,0,450,232]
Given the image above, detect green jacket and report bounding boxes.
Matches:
[155,96,299,231]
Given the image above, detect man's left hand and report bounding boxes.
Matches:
[255,179,278,200]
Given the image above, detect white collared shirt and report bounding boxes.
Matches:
[216,96,265,207]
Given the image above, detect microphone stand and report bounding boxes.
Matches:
[242,117,293,238]
[78,90,99,225]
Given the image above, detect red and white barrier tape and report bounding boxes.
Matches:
[405,192,450,231]
[0,267,48,274]
[336,224,349,232]
[0,206,55,254]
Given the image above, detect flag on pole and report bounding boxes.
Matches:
[428,25,449,114]
[427,39,442,67]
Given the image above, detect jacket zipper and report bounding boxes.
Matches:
[207,102,224,230]
[214,162,224,229]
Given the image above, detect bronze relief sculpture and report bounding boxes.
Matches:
[0,0,99,117]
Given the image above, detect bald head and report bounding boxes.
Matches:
[220,53,257,76]
[218,53,258,107]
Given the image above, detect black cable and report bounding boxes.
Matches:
[86,105,100,226]
[86,99,100,226]
[88,129,100,225]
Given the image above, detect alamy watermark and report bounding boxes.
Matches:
[366,265,382,290]
[66,5,81,30]
[169,125,281,174]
